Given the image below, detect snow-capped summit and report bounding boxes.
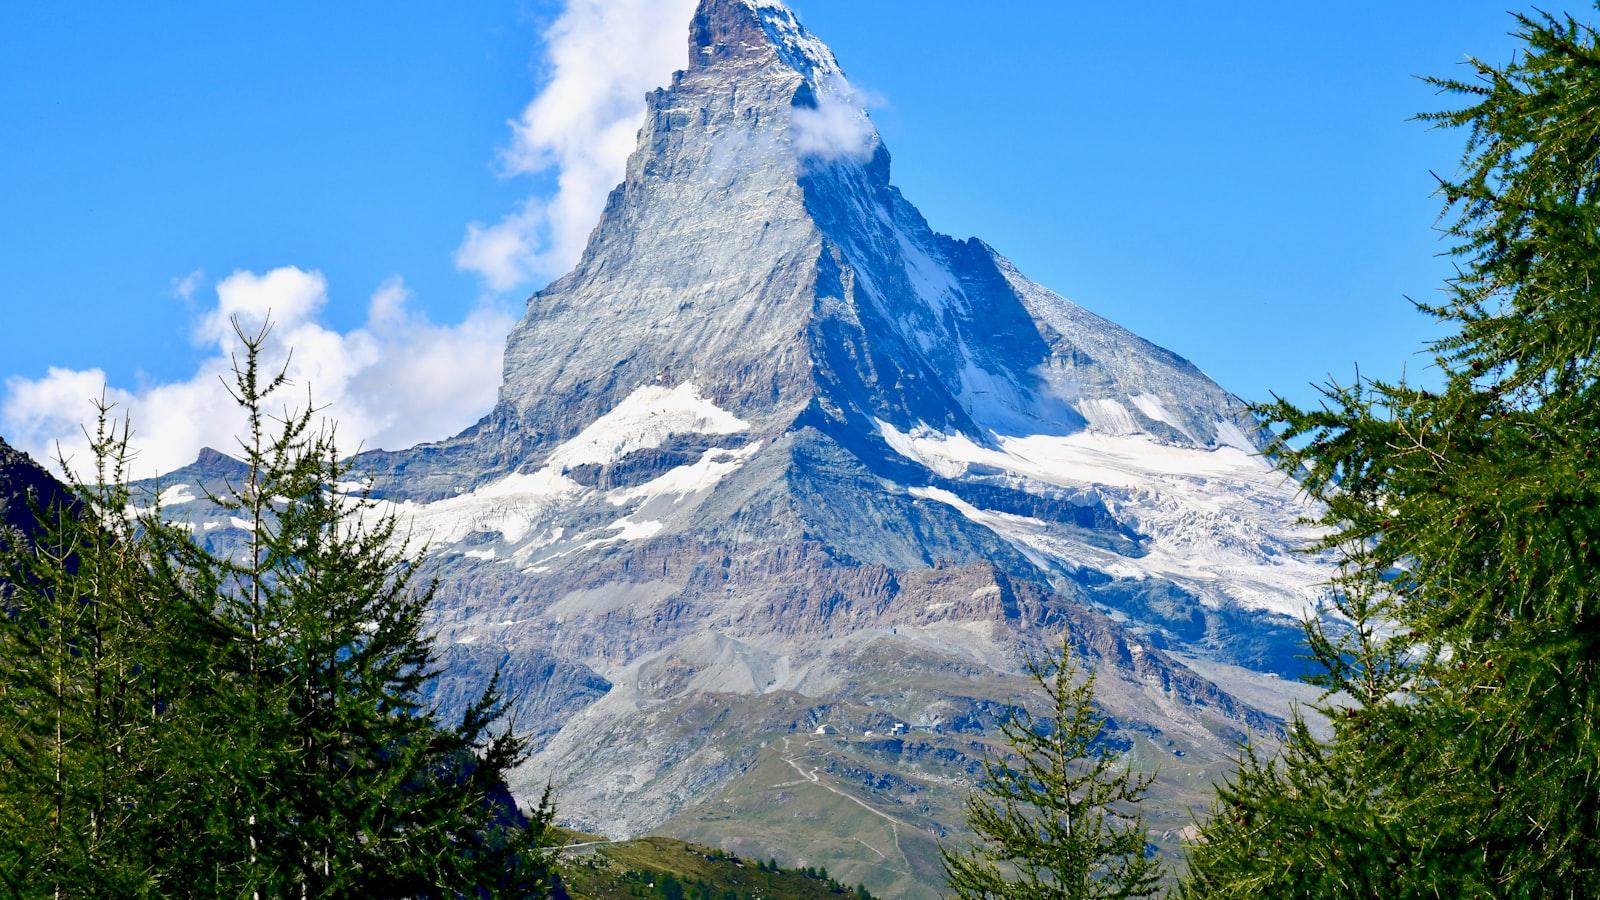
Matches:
[692,0,846,82]
[473,0,1259,470]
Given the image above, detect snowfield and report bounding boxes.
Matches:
[880,420,1329,618]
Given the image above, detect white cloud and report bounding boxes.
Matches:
[197,267,331,347]
[455,0,700,293]
[455,199,546,293]
[792,75,880,163]
[2,268,515,480]
[170,269,205,303]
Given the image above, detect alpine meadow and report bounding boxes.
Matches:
[1,2,1597,897]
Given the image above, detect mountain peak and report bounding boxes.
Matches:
[174,446,249,483]
[482,0,1259,469]
[688,0,841,83]
[211,2,1329,883]
[194,447,235,468]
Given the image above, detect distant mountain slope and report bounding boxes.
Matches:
[0,437,71,546]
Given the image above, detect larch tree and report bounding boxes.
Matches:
[941,640,1162,900]
[0,325,563,898]
[0,404,231,897]
[1182,7,1600,896]
[174,322,561,897]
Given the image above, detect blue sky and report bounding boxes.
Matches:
[1,1,1587,473]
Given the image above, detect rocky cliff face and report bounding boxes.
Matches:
[0,437,71,547]
[144,2,1331,895]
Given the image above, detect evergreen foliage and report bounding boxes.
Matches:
[0,405,228,896]
[941,640,1162,899]
[0,326,560,897]
[580,842,872,900]
[186,324,559,895]
[1181,7,1600,896]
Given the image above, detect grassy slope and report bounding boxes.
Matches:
[655,729,1235,900]
[560,833,875,900]
[640,648,1255,899]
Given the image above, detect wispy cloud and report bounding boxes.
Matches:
[455,0,700,293]
[170,268,205,303]
[792,75,881,164]
[456,199,547,293]
[2,269,515,479]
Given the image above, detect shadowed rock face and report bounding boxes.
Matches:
[0,437,71,547]
[139,2,1331,893]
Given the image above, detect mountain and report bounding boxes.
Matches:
[144,1,1330,895]
[0,436,72,548]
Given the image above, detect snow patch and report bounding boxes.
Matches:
[606,442,764,506]
[878,419,1266,488]
[910,486,1062,576]
[1213,418,1259,453]
[1129,394,1187,434]
[391,468,584,546]
[748,0,843,83]
[545,382,749,470]
[609,518,665,541]
[1078,398,1138,435]
[383,383,750,551]
[897,233,961,313]
[158,484,196,506]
